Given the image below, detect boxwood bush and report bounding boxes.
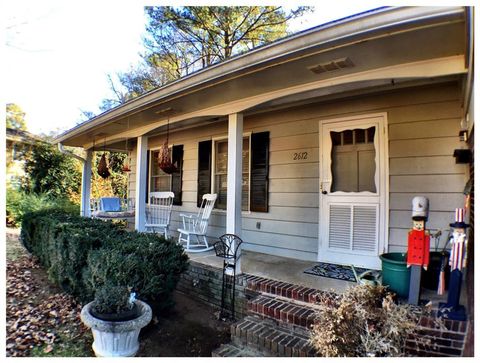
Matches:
[21,210,189,313]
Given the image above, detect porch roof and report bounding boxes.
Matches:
[54,6,468,149]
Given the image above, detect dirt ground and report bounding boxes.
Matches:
[6,228,231,357]
[138,291,231,357]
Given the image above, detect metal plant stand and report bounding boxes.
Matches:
[214,234,243,321]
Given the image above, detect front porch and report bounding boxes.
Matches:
[186,249,467,308]
[180,249,469,357]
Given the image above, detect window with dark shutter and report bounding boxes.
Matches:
[197,140,212,207]
[250,132,269,212]
[171,144,183,205]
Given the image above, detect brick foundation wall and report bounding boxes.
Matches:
[176,261,248,318]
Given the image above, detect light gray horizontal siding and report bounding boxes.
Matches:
[126,82,465,261]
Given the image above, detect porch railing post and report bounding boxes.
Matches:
[135,135,148,232]
[227,113,243,274]
[80,149,92,217]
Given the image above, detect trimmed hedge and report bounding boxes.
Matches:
[21,209,189,312]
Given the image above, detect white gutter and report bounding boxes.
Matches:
[57,142,86,163]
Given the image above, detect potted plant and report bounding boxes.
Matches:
[80,284,152,357]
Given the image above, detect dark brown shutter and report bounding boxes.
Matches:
[197,140,212,207]
[145,150,150,203]
[171,145,183,205]
[250,132,269,212]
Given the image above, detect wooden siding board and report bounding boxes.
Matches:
[389,137,462,157]
[270,163,318,179]
[390,210,455,230]
[389,192,465,211]
[390,156,467,175]
[390,175,466,193]
[269,192,319,208]
[270,179,319,193]
[389,118,460,140]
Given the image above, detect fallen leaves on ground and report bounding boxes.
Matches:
[6,255,90,357]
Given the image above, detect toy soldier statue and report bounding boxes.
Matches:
[407,196,430,305]
[439,208,469,320]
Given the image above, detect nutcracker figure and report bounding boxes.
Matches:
[439,208,469,321]
[407,196,430,305]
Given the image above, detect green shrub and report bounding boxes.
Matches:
[22,142,82,200]
[6,188,78,227]
[84,231,189,312]
[21,210,189,314]
[21,210,124,302]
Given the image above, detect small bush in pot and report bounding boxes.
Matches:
[81,284,152,357]
[90,285,139,322]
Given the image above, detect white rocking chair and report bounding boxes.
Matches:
[145,192,174,239]
[177,193,217,252]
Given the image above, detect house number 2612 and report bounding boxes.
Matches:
[293,152,308,160]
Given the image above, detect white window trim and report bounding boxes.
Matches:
[211,132,252,212]
[149,145,174,194]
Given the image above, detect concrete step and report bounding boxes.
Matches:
[245,274,328,305]
[230,315,316,357]
[212,343,264,357]
[248,294,317,330]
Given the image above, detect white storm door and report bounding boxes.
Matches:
[319,114,388,269]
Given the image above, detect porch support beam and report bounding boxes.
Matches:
[80,149,92,217]
[135,135,148,231]
[227,113,243,273]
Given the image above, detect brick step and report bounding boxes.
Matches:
[212,343,264,357]
[245,275,327,305]
[231,315,316,357]
[248,294,317,330]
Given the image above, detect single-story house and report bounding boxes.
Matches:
[55,6,474,273]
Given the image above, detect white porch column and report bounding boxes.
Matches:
[227,113,243,273]
[135,135,148,231]
[80,149,92,217]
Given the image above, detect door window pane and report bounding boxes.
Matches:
[330,127,376,193]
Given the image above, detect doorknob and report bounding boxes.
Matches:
[320,182,329,195]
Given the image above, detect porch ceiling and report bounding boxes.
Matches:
[54,6,468,149]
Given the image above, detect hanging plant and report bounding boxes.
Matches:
[97,153,111,179]
[158,117,177,174]
[158,141,177,174]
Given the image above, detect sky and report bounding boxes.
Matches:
[4,1,465,135]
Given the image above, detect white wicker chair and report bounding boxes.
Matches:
[145,192,174,239]
[177,193,217,252]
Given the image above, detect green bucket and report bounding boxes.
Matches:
[379,252,410,298]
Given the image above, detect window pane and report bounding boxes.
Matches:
[214,137,250,210]
[330,128,376,193]
[343,130,353,145]
[150,150,171,192]
[355,129,365,144]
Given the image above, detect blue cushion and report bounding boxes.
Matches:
[100,197,121,212]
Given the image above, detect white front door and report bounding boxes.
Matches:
[318,113,388,269]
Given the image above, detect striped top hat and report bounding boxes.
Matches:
[450,208,469,228]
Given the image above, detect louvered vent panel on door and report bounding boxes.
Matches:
[352,205,378,252]
[328,205,351,250]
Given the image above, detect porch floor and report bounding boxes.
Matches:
[187,250,467,307]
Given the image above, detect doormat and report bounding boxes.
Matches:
[304,262,371,282]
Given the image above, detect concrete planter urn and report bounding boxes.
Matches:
[80,300,152,357]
